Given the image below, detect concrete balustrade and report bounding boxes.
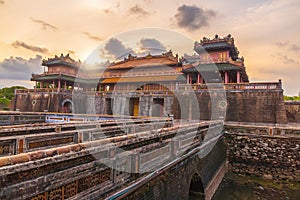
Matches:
[0,121,222,200]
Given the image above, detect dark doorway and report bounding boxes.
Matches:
[105,98,113,115]
[189,173,205,200]
[129,98,139,116]
[62,100,73,113]
[152,98,164,117]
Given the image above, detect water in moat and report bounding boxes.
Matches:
[211,173,300,200]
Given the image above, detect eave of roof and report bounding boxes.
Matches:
[108,57,179,70]
[101,74,185,84]
[31,74,101,84]
[182,63,242,73]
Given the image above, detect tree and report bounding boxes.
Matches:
[0,86,27,110]
[0,86,27,100]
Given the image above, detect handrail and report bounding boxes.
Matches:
[105,130,223,200]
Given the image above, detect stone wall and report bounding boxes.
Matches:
[225,130,300,181]
[172,89,287,124]
[226,90,287,124]
[12,88,287,123]
[12,93,66,112]
[285,101,300,123]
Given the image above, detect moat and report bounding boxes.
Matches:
[213,173,300,200]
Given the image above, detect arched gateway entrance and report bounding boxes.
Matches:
[61,99,73,113]
[189,173,205,200]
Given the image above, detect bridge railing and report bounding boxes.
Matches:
[105,121,224,200]
[225,122,300,136]
[0,112,45,126]
[0,117,173,157]
[0,120,223,200]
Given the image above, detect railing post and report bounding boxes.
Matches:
[112,159,117,183]
[171,139,179,159]
[10,115,15,125]
[131,152,140,174]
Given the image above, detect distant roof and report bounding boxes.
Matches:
[108,51,180,70]
[42,53,81,68]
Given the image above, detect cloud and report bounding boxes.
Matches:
[128,5,150,16]
[174,4,216,31]
[103,38,134,59]
[290,44,300,52]
[82,32,103,42]
[12,41,49,54]
[138,38,167,55]
[31,18,57,31]
[0,55,43,80]
[278,53,299,65]
[276,41,300,52]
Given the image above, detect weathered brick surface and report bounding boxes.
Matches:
[12,88,288,124]
[225,131,300,181]
[285,101,300,123]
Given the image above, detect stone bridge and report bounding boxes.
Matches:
[0,115,225,200]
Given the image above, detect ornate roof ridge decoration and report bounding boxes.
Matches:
[109,50,179,67]
[198,34,234,45]
[42,53,81,68]
[194,34,241,61]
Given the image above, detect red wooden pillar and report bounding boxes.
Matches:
[225,71,229,84]
[237,71,241,83]
[58,80,61,92]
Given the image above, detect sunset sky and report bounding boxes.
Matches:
[0,0,299,95]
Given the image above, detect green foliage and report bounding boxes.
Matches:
[284,96,300,101]
[0,97,10,110]
[0,86,27,100]
[0,98,10,106]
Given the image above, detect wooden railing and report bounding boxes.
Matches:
[176,82,282,91]
[15,88,72,94]
[15,82,282,95]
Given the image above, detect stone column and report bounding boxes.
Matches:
[197,73,201,84]
[187,74,190,84]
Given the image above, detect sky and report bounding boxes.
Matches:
[0,0,299,95]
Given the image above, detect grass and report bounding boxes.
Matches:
[225,172,300,191]
[284,96,300,101]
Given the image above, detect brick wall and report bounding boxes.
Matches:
[225,130,300,181]
[285,101,300,123]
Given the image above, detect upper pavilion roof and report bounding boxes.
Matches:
[108,51,180,70]
[194,34,240,60]
[42,53,81,68]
